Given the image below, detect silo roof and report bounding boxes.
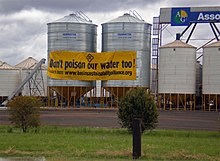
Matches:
[203,41,220,48]
[160,40,196,48]
[49,13,94,24]
[15,57,47,70]
[0,61,17,70]
[102,13,146,24]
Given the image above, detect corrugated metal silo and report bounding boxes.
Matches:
[158,40,196,110]
[101,13,151,103]
[0,61,19,104]
[47,13,97,107]
[202,41,220,111]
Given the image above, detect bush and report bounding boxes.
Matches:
[117,88,158,133]
[7,96,41,133]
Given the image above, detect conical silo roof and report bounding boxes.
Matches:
[48,13,94,24]
[102,13,145,24]
[0,61,17,70]
[204,41,220,48]
[15,57,47,69]
[160,40,196,48]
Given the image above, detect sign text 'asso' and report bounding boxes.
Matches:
[48,51,136,80]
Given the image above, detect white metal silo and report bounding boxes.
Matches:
[47,13,97,107]
[0,61,19,104]
[101,12,151,106]
[158,40,196,110]
[202,41,220,111]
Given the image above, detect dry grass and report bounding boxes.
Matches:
[0,146,32,155]
[165,150,219,161]
[96,149,131,157]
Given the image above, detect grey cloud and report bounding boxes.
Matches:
[0,9,52,65]
[169,0,220,7]
[0,0,163,14]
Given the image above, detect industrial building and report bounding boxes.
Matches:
[153,6,220,111]
[45,11,151,108]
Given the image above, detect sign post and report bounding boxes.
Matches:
[133,118,141,159]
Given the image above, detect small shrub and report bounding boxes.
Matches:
[7,96,41,133]
[117,88,158,133]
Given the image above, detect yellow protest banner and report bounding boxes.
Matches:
[47,50,136,80]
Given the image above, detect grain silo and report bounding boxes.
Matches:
[202,41,220,111]
[47,13,97,107]
[0,61,19,105]
[196,61,202,106]
[101,12,151,106]
[158,39,196,110]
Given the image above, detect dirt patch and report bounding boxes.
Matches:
[166,150,216,161]
[96,149,131,157]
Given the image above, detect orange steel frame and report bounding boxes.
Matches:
[158,93,196,111]
[202,94,220,111]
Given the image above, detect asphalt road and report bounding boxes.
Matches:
[0,108,219,131]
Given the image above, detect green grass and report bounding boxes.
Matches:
[0,126,219,161]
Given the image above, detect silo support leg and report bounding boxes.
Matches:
[203,95,205,111]
[85,87,87,107]
[110,87,113,108]
[67,87,70,108]
[177,94,179,110]
[116,87,119,108]
[47,87,50,107]
[74,87,76,108]
[105,88,108,108]
[163,93,165,110]
[194,94,196,111]
[169,93,172,110]
[93,87,95,107]
[51,88,54,107]
[202,95,203,111]
[61,87,63,108]
[101,87,104,108]
[209,94,211,111]
[190,94,192,111]
[184,94,186,111]
[80,87,82,108]
[55,94,58,107]
[179,95,184,110]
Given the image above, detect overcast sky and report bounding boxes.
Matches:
[1,0,220,65]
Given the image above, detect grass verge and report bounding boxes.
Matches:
[0,126,219,161]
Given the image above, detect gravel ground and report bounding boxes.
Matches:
[0,108,219,131]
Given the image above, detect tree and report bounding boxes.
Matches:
[117,88,158,133]
[7,96,41,132]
